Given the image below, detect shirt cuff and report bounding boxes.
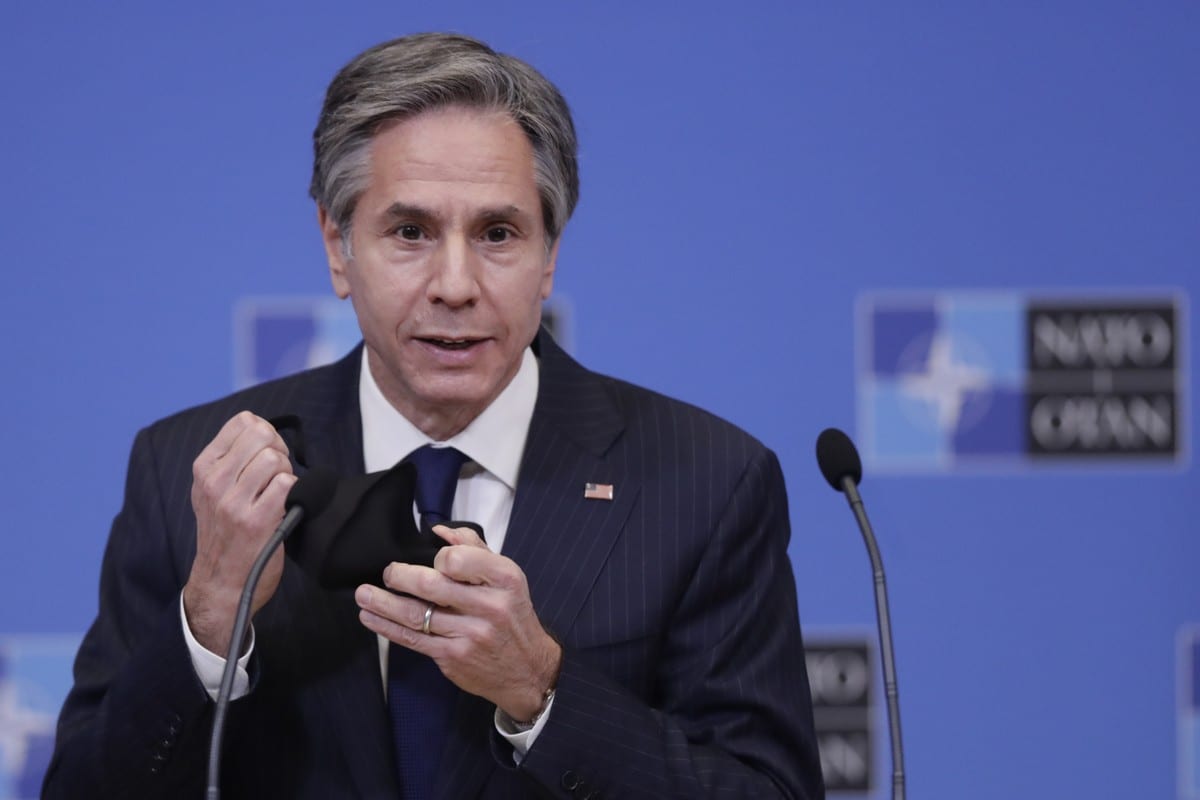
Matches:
[179,593,254,701]
[493,693,555,764]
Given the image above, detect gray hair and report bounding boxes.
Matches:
[309,32,579,251]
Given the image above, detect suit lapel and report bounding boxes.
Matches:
[299,347,365,479]
[508,331,637,634]
[437,331,638,800]
[503,416,638,638]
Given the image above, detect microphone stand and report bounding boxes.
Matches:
[839,475,905,800]
[205,506,303,800]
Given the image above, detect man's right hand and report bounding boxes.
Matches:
[183,411,296,657]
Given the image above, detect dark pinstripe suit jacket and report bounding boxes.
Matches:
[45,331,823,800]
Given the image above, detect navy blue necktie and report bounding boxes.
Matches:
[389,445,467,800]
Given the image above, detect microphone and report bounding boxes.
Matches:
[206,469,338,800]
[815,428,906,800]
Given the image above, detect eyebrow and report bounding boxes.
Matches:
[379,202,530,225]
[380,202,435,227]
[475,204,525,221]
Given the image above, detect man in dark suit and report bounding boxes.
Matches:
[45,32,824,799]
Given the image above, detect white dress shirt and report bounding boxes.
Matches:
[182,346,550,758]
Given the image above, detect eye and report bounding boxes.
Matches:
[397,224,422,241]
[484,226,512,243]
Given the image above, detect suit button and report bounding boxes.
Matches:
[561,770,582,790]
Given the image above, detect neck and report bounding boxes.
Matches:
[405,407,478,442]
[365,349,517,442]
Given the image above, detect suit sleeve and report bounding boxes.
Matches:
[42,426,218,799]
[507,447,825,800]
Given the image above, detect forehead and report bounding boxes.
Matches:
[363,106,538,197]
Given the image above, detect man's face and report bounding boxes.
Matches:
[321,106,558,439]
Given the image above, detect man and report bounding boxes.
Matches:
[45,33,824,799]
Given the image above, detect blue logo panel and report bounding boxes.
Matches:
[858,292,1185,472]
[0,636,80,800]
[235,298,364,387]
[859,293,1025,470]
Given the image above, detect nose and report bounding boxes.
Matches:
[427,236,480,307]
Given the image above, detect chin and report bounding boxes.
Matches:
[418,379,496,409]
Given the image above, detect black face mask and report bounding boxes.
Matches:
[269,415,484,591]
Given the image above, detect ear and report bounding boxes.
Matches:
[318,206,352,299]
[540,238,560,301]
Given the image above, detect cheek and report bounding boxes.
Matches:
[498,274,551,325]
[348,283,415,343]
[355,267,420,310]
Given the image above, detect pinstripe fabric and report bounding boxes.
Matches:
[44,331,823,800]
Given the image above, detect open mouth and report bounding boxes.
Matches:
[419,337,481,351]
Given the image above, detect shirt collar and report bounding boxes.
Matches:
[358,347,539,489]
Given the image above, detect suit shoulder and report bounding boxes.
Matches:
[140,349,358,452]
[534,332,774,474]
[594,371,774,466]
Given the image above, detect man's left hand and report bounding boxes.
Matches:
[355,525,561,723]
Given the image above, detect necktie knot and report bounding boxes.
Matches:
[407,445,468,527]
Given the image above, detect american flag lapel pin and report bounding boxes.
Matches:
[584,482,614,501]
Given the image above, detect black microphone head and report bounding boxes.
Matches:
[816,427,863,491]
[286,469,339,515]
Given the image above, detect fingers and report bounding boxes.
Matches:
[184,413,296,655]
[433,543,524,592]
[355,585,488,667]
[354,558,560,718]
[358,606,428,652]
[354,585,473,639]
[378,561,474,608]
[195,411,289,477]
[237,447,295,509]
[257,470,298,514]
[194,413,287,492]
[192,412,294,522]
[431,523,488,549]
[355,554,514,636]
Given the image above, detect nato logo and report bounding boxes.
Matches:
[235,296,574,387]
[0,636,79,799]
[858,292,1184,472]
[1182,626,1200,800]
[235,298,364,388]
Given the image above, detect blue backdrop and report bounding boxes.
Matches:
[2,3,1197,798]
